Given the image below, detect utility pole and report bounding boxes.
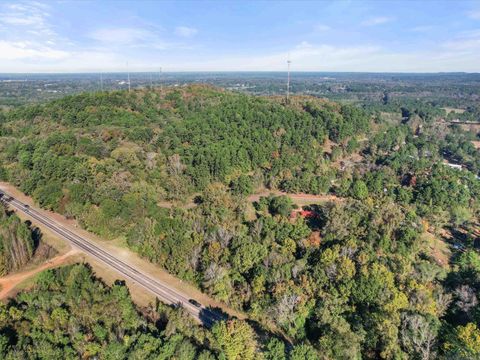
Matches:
[159,67,163,93]
[100,73,103,91]
[286,57,291,104]
[24,73,28,105]
[127,62,131,92]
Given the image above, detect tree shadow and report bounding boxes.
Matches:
[198,306,294,347]
[0,325,18,349]
[444,225,475,249]
[199,306,228,328]
[302,204,327,230]
[30,225,43,252]
[244,318,294,348]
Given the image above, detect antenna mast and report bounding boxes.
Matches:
[127,62,131,92]
[286,57,292,103]
[159,67,163,92]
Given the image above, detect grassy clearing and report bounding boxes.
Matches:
[442,107,465,114]
[422,232,451,269]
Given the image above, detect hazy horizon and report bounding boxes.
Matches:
[1,71,480,76]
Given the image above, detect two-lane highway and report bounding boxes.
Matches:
[0,190,225,327]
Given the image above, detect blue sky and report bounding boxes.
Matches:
[1,0,480,72]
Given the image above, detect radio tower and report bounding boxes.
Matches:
[286,57,292,103]
[127,62,131,92]
[159,67,163,92]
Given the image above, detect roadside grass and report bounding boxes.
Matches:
[73,251,159,308]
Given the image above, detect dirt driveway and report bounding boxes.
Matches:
[0,249,78,300]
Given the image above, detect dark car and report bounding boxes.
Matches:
[188,299,202,308]
[0,194,12,202]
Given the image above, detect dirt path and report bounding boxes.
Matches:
[247,190,342,204]
[0,249,78,299]
[156,188,342,210]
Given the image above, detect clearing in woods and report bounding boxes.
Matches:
[0,249,78,299]
[442,107,466,114]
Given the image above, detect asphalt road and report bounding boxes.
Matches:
[0,190,225,327]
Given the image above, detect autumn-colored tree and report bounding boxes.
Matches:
[210,319,258,360]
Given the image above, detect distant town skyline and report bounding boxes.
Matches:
[1,0,480,73]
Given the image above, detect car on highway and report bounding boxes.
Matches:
[0,194,12,202]
[188,299,202,308]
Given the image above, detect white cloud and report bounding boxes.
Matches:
[0,40,69,60]
[89,27,169,49]
[442,29,480,51]
[175,26,198,38]
[443,38,480,51]
[361,16,394,26]
[313,24,331,32]
[164,41,381,72]
[2,14,43,26]
[467,10,480,19]
[0,1,55,38]
[1,38,480,73]
[410,25,433,33]
[0,1,71,66]
[91,28,152,44]
[155,39,480,73]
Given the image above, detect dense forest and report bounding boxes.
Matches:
[1,264,298,359]
[0,207,35,276]
[0,86,480,358]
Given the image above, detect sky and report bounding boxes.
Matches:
[1,0,480,73]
